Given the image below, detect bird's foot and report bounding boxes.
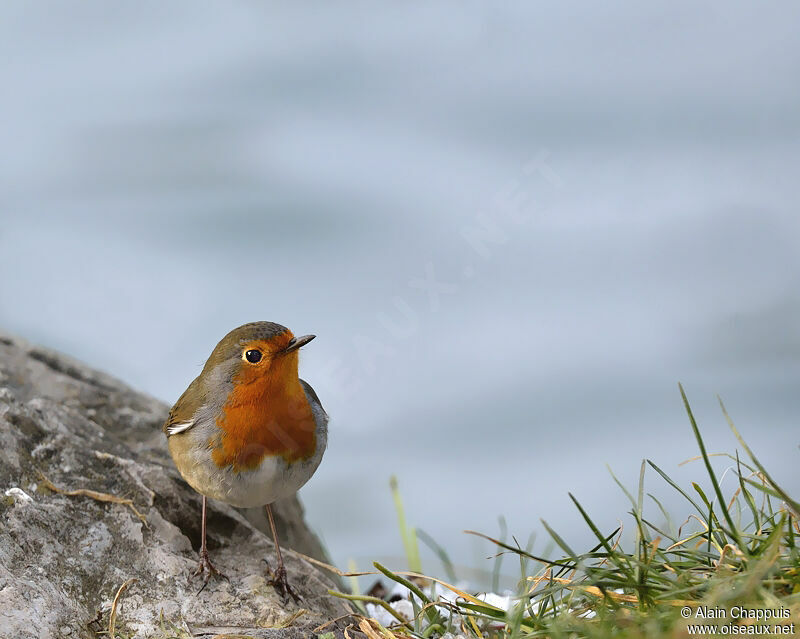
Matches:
[265,560,301,603]
[191,549,229,593]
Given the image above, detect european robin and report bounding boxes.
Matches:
[162,321,327,601]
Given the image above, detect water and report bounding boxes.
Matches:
[2,2,799,583]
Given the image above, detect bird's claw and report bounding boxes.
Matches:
[265,561,301,603]
[191,549,229,594]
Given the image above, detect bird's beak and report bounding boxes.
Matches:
[283,334,316,353]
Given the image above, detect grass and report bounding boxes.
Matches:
[333,384,800,638]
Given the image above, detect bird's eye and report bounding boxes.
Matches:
[244,349,262,364]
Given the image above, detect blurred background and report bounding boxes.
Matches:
[2,2,799,585]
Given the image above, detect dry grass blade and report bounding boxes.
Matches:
[359,617,401,639]
[277,608,307,628]
[578,586,695,607]
[313,613,362,633]
[38,472,149,527]
[358,619,383,639]
[108,578,137,637]
[328,590,412,628]
[289,550,376,577]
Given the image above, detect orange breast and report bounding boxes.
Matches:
[210,370,317,473]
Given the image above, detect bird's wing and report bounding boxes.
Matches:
[162,376,202,437]
[300,378,328,420]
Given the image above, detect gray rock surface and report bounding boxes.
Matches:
[0,332,352,638]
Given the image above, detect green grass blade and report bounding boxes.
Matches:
[648,493,676,539]
[390,475,422,572]
[540,518,578,558]
[568,493,635,581]
[346,559,367,615]
[736,451,761,534]
[719,396,800,518]
[647,459,705,514]
[679,383,744,551]
[492,515,508,594]
[373,561,445,629]
[416,528,457,583]
[607,463,637,509]
[465,529,575,569]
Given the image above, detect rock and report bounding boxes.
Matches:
[0,332,353,638]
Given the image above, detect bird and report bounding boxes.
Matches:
[162,321,328,601]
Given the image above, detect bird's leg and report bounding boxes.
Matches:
[191,496,228,591]
[264,503,301,603]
